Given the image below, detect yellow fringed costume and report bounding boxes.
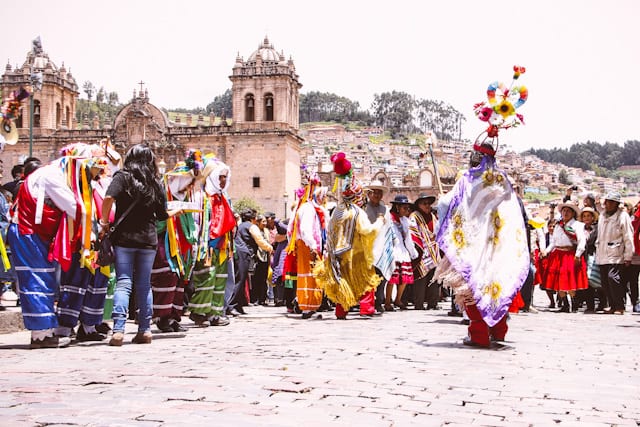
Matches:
[313,203,383,310]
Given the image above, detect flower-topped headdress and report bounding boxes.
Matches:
[330,152,352,178]
[472,65,528,153]
[184,149,203,176]
[165,149,204,176]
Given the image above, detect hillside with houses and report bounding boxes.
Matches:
[299,123,636,213]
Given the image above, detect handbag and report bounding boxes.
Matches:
[96,233,115,267]
[96,199,139,266]
[586,255,601,289]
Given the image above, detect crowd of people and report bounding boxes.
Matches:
[534,190,638,315]
[0,140,638,350]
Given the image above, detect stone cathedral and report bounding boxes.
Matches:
[0,37,302,218]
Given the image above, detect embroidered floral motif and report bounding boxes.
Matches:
[492,210,503,232]
[482,281,502,307]
[450,210,466,250]
[453,212,463,227]
[452,228,466,249]
[515,229,525,256]
[482,169,495,186]
[485,210,503,246]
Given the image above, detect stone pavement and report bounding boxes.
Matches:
[0,292,638,427]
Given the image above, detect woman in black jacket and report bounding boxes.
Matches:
[100,144,178,346]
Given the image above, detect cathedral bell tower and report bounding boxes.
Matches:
[225,37,303,218]
[229,36,301,131]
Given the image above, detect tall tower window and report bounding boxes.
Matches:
[245,94,255,122]
[66,106,71,127]
[56,103,61,128]
[33,100,41,128]
[265,93,274,121]
[252,177,260,188]
[16,108,23,128]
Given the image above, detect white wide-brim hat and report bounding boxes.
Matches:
[557,202,580,218]
[365,180,387,193]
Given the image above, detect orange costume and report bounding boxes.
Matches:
[287,180,327,315]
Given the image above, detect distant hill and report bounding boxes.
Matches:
[525,140,640,178]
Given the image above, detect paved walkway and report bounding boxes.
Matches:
[0,292,638,426]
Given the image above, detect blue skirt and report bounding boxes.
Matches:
[7,224,58,330]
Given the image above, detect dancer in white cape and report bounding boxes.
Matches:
[435,65,531,347]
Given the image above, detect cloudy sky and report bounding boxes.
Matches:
[4,0,638,151]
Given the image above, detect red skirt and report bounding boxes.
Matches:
[539,255,554,290]
[389,261,414,285]
[532,249,544,286]
[544,249,588,292]
[509,291,524,313]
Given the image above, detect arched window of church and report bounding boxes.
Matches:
[245,94,255,122]
[65,106,71,128]
[33,100,41,128]
[56,103,61,128]
[419,170,433,187]
[264,93,274,121]
[16,108,23,128]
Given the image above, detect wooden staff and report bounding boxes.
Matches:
[427,132,444,195]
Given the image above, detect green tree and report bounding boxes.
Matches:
[528,139,640,173]
[96,86,105,104]
[232,197,263,215]
[82,81,95,101]
[75,95,122,129]
[622,140,640,165]
[371,91,415,138]
[107,91,119,107]
[206,89,232,118]
[415,99,466,141]
[299,91,367,123]
[558,169,571,185]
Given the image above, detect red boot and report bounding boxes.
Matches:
[359,290,375,315]
[489,314,508,341]
[335,304,348,319]
[464,304,490,347]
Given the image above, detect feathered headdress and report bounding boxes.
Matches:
[0,87,30,147]
[472,65,528,154]
[1,87,29,121]
[330,152,352,177]
[330,151,363,205]
[184,149,204,175]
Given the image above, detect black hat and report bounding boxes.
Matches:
[390,194,412,205]
[264,211,276,219]
[240,208,256,222]
[414,192,436,205]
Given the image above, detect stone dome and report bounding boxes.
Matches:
[26,52,57,72]
[247,36,284,65]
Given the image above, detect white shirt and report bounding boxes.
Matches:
[547,218,586,258]
[27,162,77,218]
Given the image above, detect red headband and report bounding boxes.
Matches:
[472,143,496,157]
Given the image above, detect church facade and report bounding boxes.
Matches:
[0,37,301,218]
